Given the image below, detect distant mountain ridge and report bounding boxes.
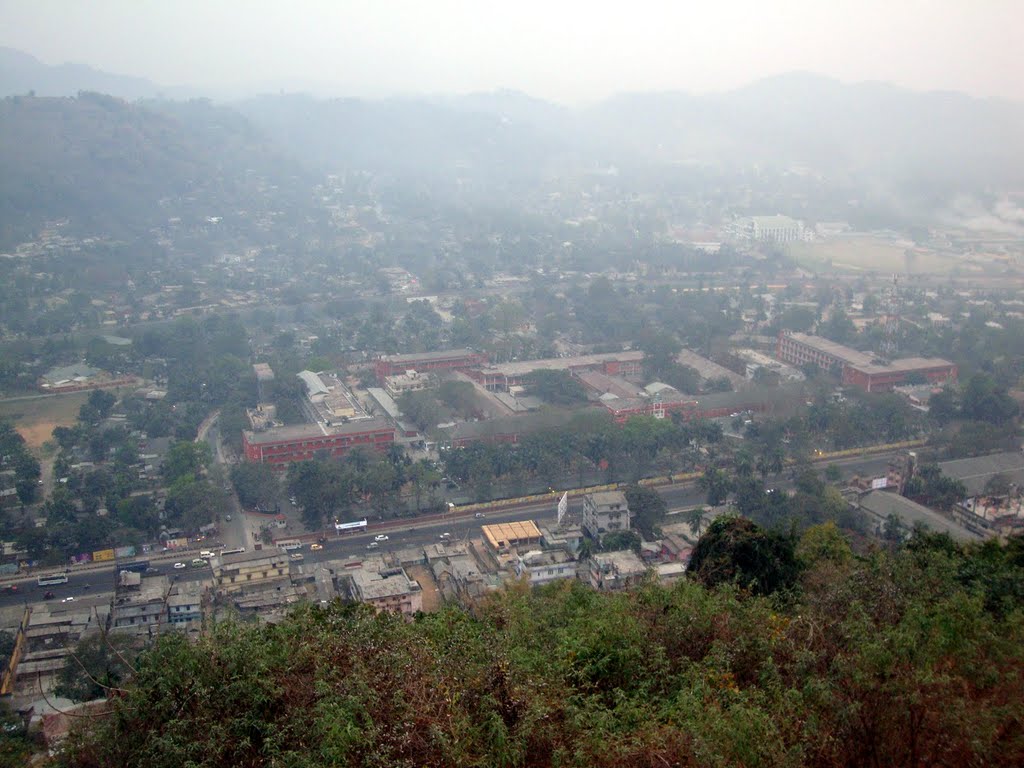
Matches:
[0,46,192,100]
[2,46,1023,243]
[0,92,303,246]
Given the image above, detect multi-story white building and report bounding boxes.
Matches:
[745,215,807,243]
[211,550,289,595]
[586,550,648,591]
[515,549,577,586]
[582,491,632,542]
[349,564,423,617]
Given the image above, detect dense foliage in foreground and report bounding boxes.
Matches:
[57,533,1024,767]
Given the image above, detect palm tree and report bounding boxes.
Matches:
[687,507,706,538]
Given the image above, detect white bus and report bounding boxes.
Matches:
[334,519,367,535]
[37,573,69,586]
[277,540,303,552]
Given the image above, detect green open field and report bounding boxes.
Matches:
[790,237,958,274]
[0,392,90,449]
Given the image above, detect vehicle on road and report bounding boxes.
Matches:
[310,543,323,551]
[61,596,75,603]
[37,573,69,587]
[191,558,207,568]
[1,585,17,594]
[439,532,451,539]
[221,547,245,555]
[173,562,186,569]
[225,515,232,522]
[374,534,389,542]
[335,519,368,535]
[290,553,304,561]
[82,583,90,590]
[145,568,159,575]
[366,542,379,550]
[119,560,150,575]
[474,513,485,519]
[43,591,55,600]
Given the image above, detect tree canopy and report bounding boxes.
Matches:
[54,530,1024,768]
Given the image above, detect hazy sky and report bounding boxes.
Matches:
[1,0,1021,103]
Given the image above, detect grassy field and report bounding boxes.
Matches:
[789,237,958,274]
[0,391,90,449]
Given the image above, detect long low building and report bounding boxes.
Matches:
[374,349,487,380]
[469,351,645,392]
[776,332,956,392]
[242,418,395,465]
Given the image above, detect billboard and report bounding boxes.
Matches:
[114,545,136,559]
[92,548,115,562]
[557,492,569,527]
[870,477,889,490]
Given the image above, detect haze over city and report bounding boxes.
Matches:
[1,0,1022,101]
[2,1,1024,765]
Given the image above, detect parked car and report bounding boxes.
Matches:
[173,562,186,569]
[289,553,304,561]
[374,534,389,542]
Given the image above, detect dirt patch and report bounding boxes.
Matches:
[405,563,442,612]
[16,421,61,450]
[0,392,90,450]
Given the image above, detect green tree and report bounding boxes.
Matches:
[698,467,732,506]
[54,633,140,702]
[687,506,706,538]
[523,370,587,405]
[600,530,641,553]
[230,462,281,510]
[623,484,667,539]
[961,373,1019,425]
[688,516,801,595]
[796,521,853,568]
[162,440,211,484]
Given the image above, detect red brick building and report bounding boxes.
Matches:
[242,418,395,466]
[374,349,486,381]
[601,392,771,423]
[777,332,956,392]
[469,351,645,392]
[841,359,958,392]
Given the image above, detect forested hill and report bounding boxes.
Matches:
[54,524,1024,768]
[0,93,302,247]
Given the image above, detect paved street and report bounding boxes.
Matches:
[0,450,900,613]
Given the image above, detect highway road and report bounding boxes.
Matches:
[0,451,898,611]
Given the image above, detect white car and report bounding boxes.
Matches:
[366,542,379,550]
[374,534,389,542]
[173,562,186,569]
[62,596,75,603]
[439,532,451,540]
[289,553,304,561]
